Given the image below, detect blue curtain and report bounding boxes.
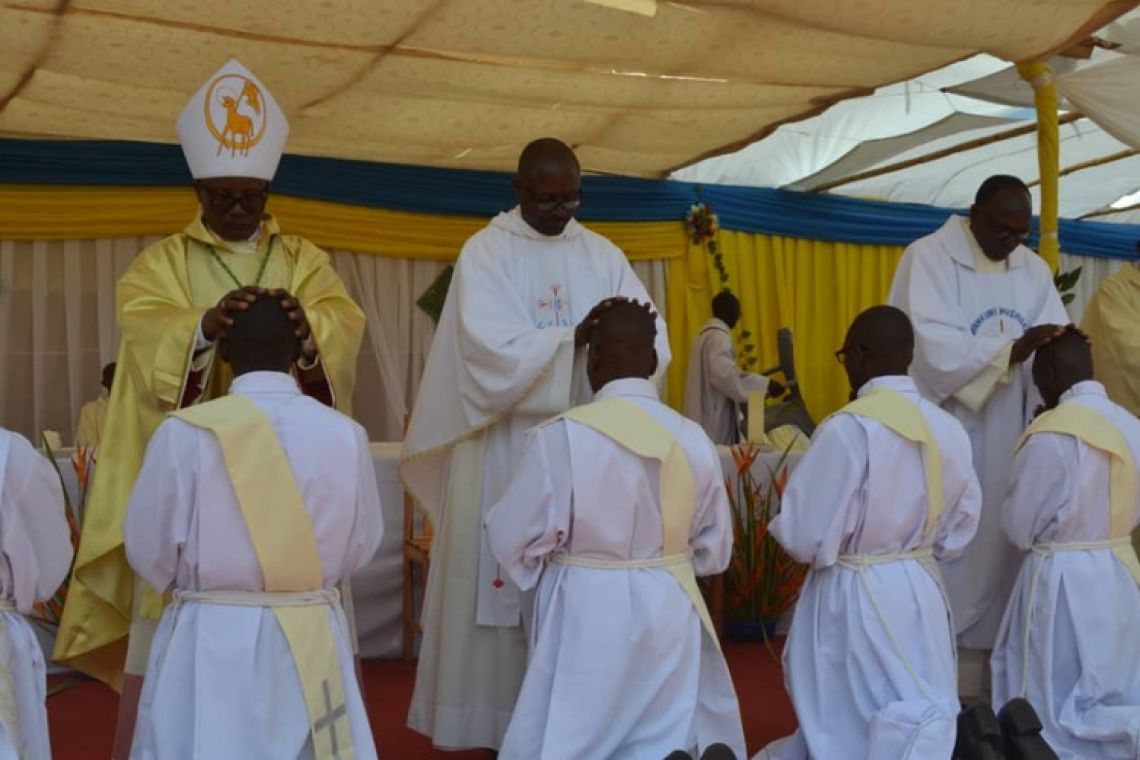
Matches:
[1,138,1135,260]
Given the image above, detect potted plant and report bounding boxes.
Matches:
[723,441,806,658]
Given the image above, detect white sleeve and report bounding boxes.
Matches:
[769,416,866,567]
[1,434,73,612]
[1000,433,1074,550]
[194,319,214,352]
[704,330,769,404]
[123,420,197,593]
[932,426,983,561]
[484,425,571,591]
[690,437,734,576]
[342,425,385,577]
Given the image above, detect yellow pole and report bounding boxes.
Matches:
[1017,61,1060,272]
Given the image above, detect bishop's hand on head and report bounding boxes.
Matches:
[267,288,316,361]
[201,286,264,342]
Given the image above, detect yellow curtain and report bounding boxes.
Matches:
[0,185,685,262]
[666,231,905,420]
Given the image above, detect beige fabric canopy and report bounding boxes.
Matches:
[0,0,1131,177]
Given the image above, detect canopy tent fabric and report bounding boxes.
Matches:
[0,0,1129,178]
[679,7,1140,230]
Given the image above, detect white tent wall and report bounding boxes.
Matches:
[0,235,668,444]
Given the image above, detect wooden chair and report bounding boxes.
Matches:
[401,425,434,660]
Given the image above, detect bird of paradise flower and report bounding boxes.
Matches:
[723,440,806,660]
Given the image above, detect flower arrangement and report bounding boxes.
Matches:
[684,201,759,369]
[723,441,806,657]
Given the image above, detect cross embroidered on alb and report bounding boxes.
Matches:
[313,679,348,759]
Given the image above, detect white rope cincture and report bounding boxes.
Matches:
[1018,537,1130,697]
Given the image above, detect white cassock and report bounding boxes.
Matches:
[485,378,745,759]
[991,381,1140,759]
[758,376,982,760]
[402,207,670,750]
[124,372,384,759]
[683,317,770,445]
[889,215,1068,649]
[0,430,72,759]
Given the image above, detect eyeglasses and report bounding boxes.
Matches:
[524,188,582,212]
[198,185,268,213]
[834,344,866,365]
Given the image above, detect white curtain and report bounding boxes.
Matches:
[0,237,668,444]
[1061,251,1125,324]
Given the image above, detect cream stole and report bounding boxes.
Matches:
[173,394,353,759]
[557,397,720,650]
[1016,401,1140,584]
[831,386,945,541]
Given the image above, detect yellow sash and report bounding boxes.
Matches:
[1016,402,1140,585]
[173,395,353,759]
[830,387,945,539]
[558,397,720,650]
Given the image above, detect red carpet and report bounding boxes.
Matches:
[47,640,796,758]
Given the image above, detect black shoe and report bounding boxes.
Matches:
[662,752,692,760]
[954,703,1007,760]
[997,698,1058,760]
[701,744,737,760]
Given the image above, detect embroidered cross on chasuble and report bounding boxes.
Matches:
[173,394,353,759]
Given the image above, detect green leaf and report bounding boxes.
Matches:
[416,264,455,325]
[1062,293,1075,305]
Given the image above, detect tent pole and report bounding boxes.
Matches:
[1017,61,1061,273]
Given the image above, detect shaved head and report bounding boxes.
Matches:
[517,138,580,178]
[586,299,658,392]
[219,293,301,375]
[1033,325,1093,408]
[840,305,915,395]
[847,305,915,359]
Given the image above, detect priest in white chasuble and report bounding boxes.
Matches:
[888,175,1069,682]
[758,306,982,760]
[53,57,364,746]
[991,328,1140,758]
[124,294,382,759]
[486,300,744,759]
[402,138,671,751]
[684,290,781,445]
[0,428,73,759]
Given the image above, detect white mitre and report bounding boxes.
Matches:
[176,58,288,181]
